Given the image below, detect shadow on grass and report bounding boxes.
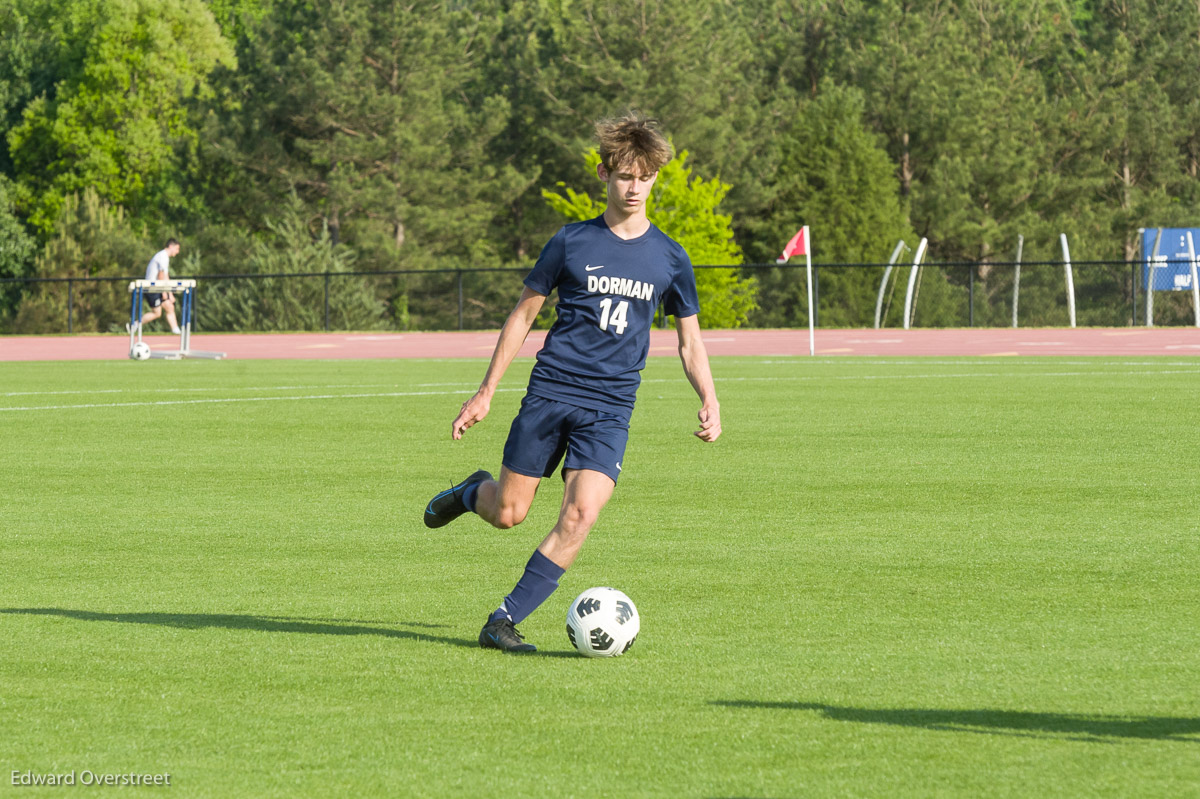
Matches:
[711,700,1200,743]
[1,607,583,658]
[0,607,479,650]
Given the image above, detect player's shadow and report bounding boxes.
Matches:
[0,607,479,650]
[711,700,1200,743]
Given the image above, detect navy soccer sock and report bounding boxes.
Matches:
[490,550,566,625]
[461,480,482,513]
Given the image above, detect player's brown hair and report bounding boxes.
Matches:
[595,114,673,173]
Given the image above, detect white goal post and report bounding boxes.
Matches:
[874,240,908,329]
[902,238,928,330]
[1060,234,1076,329]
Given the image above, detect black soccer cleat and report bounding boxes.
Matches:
[479,617,537,653]
[423,470,492,529]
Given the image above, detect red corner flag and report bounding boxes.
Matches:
[778,226,809,262]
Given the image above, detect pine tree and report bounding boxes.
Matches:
[202,0,521,267]
[752,82,914,327]
[13,188,149,333]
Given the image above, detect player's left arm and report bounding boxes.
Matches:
[674,314,721,443]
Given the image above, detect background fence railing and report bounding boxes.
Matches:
[1,260,1195,335]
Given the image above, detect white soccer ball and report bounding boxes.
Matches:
[130,342,151,361]
[566,586,640,658]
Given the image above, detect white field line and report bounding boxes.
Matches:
[708,369,1200,383]
[1,381,470,398]
[2,368,1199,413]
[0,388,510,413]
[754,358,1200,367]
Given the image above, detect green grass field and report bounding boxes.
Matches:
[2,355,1199,797]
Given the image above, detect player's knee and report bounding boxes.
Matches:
[561,502,600,535]
[493,501,529,530]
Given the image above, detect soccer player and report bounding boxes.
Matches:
[132,238,182,335]
[424,115,721,653]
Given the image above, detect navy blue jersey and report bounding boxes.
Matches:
[523,216,700,416]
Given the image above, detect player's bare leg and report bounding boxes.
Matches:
[472,467,540,530]
[425,466,538,530]
[163,297,181,334]
[478,469,614,653]
[537,468,615,569]
[139,305,161,327]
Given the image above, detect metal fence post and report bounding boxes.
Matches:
[969,266,975,327]
[457,270,464,330]
[1131,261,1137,327]
[1013,235,1024,328]
[323,273,331,331]
[68,278,74,334]
[813,266,819,328]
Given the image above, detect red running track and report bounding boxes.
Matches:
[0,327,1198,362]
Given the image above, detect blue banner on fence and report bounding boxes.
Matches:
[1142,228,1199,291]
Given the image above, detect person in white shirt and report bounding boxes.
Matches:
[133,238,182,334]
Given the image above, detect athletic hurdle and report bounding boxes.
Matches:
[128,279,226,360]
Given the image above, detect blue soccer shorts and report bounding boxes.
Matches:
[502,394,630,484]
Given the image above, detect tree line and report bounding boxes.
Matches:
[2,0,1198,332]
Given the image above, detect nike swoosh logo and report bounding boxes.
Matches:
[425,486,455,515]
[585,264,605,271]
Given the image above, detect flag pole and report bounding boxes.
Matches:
[804,226,814,356]
[777,226,814,355]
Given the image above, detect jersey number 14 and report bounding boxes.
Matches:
[598,298,629,335]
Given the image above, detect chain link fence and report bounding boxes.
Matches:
[2,260,1196,335]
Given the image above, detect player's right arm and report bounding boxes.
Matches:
[155,257,172,299]
[158,269,174,301]
[451,286,547,440]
